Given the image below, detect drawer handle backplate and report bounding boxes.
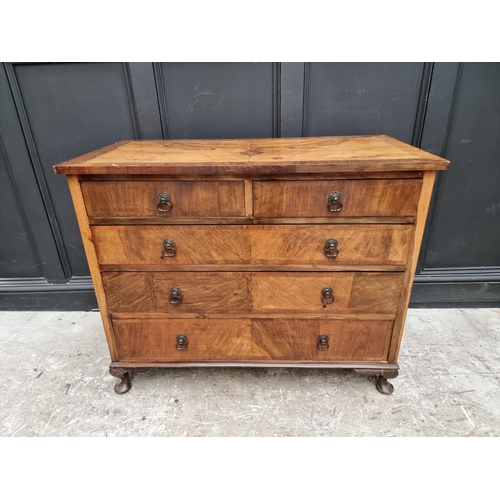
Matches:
[176,334,188,350]
[157,192,173,213]
[161,238,176,258]
[321,286,334,305]
[169,286,183,304]
[317,335,329,351]
[324,238,339,259]
[327,191,343,212]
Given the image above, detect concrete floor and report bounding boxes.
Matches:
[0,309,499,437]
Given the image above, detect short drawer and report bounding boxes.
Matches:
[82,180,245,217]
[253,179,422,218]
[250,225,412,266]
[252,319,392,361]
[114,318,252,362]
[104,272,251,313]
[250,272,403,315]
[93,224,413,267]
[104,271,403,316]
[93,225,250,265]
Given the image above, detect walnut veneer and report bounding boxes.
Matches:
[55,136,449,395]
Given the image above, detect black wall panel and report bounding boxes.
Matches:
[424,63,500,269]
[0,141,41,278]
[0,62,498,309]
[0,62,66,287]
[305,63,424,142]
[155,62,279,139]
[12,62,142,278]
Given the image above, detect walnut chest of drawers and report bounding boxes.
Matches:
[54,136,449,395]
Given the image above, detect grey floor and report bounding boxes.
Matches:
[1,309,499,437]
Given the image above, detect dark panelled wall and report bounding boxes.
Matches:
[0,62,499,309]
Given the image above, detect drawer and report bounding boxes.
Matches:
[114,319,252,362]
[253,179,422,218]
[252,319,392,361]
[250,224,412,266]
[251,272,403,315]
[112,318,392,362]
[93,225,250,265]
[93,224,413,267]
[104,272,251,313]
[104,271,403,316]
[82,180,245,217]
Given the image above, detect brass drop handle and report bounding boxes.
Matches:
[169,286,183,304]
[324,238,339,259]
[327,191,343,212]
[161,238,176,258]
[157,192,173,212]
[321,287,334,305]
[176,334,188,350]
[317,335,329,351]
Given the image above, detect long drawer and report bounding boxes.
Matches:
[103,271,404,316]
[82,180,246,217]
[253,179,422,217]
[92,224,413,266]
[113,318,393,362]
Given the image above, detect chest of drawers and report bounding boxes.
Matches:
[54,136,449,395]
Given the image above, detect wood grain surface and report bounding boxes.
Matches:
[251,272,403,315]
[249,225,413,266]
[112,317,392,362]
[111,361,398,369]
[66,176,119,360]
[253,179,422,217]
[388,170,438,362]
[57,136,449,389]
[92,225,250,265]
[103,271,250,313]
[88,216,416,226]
[113,318,252,362]
[102,271,404,316]
[100,264,406,273]
[54,136,449,175]
[78,171,424,181]
[92,224,413,267]
[250,318,392,361]
[82,180,245,217]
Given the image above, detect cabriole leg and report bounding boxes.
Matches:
[109,367,131,394]
[354,368,399,396]
[375,375,394,395]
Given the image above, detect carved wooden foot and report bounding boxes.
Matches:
[354,367,399,395]
[375,375,394,395]
[109,367,131,394]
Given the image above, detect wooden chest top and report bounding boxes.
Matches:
[53,135,449,175]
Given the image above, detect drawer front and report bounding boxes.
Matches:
[93,224,412,266]
[251,272,403,315]
[253,179,422,217]
[104,272,251,313]
[103,271,403,316]
[82,180,245,217]
[252,319,392,361]
[92,225,250,265]
[114,319,252,362]
[113,318,392,362]
[250,225,412,266]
